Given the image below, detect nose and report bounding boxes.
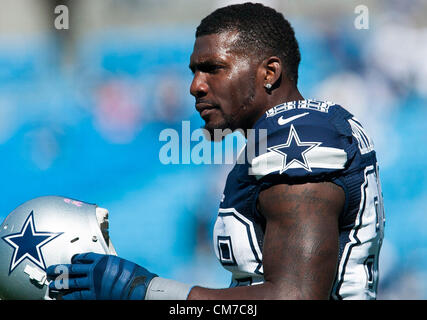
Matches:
[190,72,208,98]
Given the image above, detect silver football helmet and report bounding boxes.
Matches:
[0,196,117,300]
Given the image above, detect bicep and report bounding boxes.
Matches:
[258,181,344,299]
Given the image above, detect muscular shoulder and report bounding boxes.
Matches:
[249,100,359,182]
[258,181,345,221]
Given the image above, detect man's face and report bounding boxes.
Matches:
[189,31,263,136]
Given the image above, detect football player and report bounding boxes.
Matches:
[47,3,385,300]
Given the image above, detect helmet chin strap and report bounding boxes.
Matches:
[21,265,55,300]
[23,264,48,287]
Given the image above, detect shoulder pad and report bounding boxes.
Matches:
[249,101,352,181]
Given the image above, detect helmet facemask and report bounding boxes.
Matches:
[95,207,117,256]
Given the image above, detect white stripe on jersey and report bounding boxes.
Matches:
[332,165,385,300]
[249,146,347,179]
[348,118,375,155]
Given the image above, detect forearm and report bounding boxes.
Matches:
[188,284,269,300]
[146,277,277,300]
[187,281,308,300]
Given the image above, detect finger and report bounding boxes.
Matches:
[46,264,90,280]
[61,289,95,300]
[49,275,91,291]
[71,252,103,264]
[48,287,76,300]
[69,264,91,276]
[67,276,91,290]
[46,264,64,278]
[46,264,77,280]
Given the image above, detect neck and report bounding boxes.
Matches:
[247,83,304,130]
[264,83,304,113]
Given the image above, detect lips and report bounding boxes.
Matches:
[195,102,218,118]
[195,102,215,112]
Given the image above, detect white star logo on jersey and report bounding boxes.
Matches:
[267,125,321,173]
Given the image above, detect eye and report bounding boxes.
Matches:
[201,64,222,74]
[189,62,225,75]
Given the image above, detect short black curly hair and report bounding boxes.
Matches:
[196,2,301,85]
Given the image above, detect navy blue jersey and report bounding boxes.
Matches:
[213,100,385,299]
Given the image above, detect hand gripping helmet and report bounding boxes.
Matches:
[0,196,117,300]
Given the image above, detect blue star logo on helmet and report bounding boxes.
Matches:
[2,211,62,275]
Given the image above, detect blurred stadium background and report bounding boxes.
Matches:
[0,0,426,299]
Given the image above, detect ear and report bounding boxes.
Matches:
[262,56,282,90]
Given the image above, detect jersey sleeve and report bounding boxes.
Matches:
[248,106,357,185]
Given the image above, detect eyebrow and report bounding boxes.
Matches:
[188,59,226,73]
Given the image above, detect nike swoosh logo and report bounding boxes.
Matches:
[278,112,309,126]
